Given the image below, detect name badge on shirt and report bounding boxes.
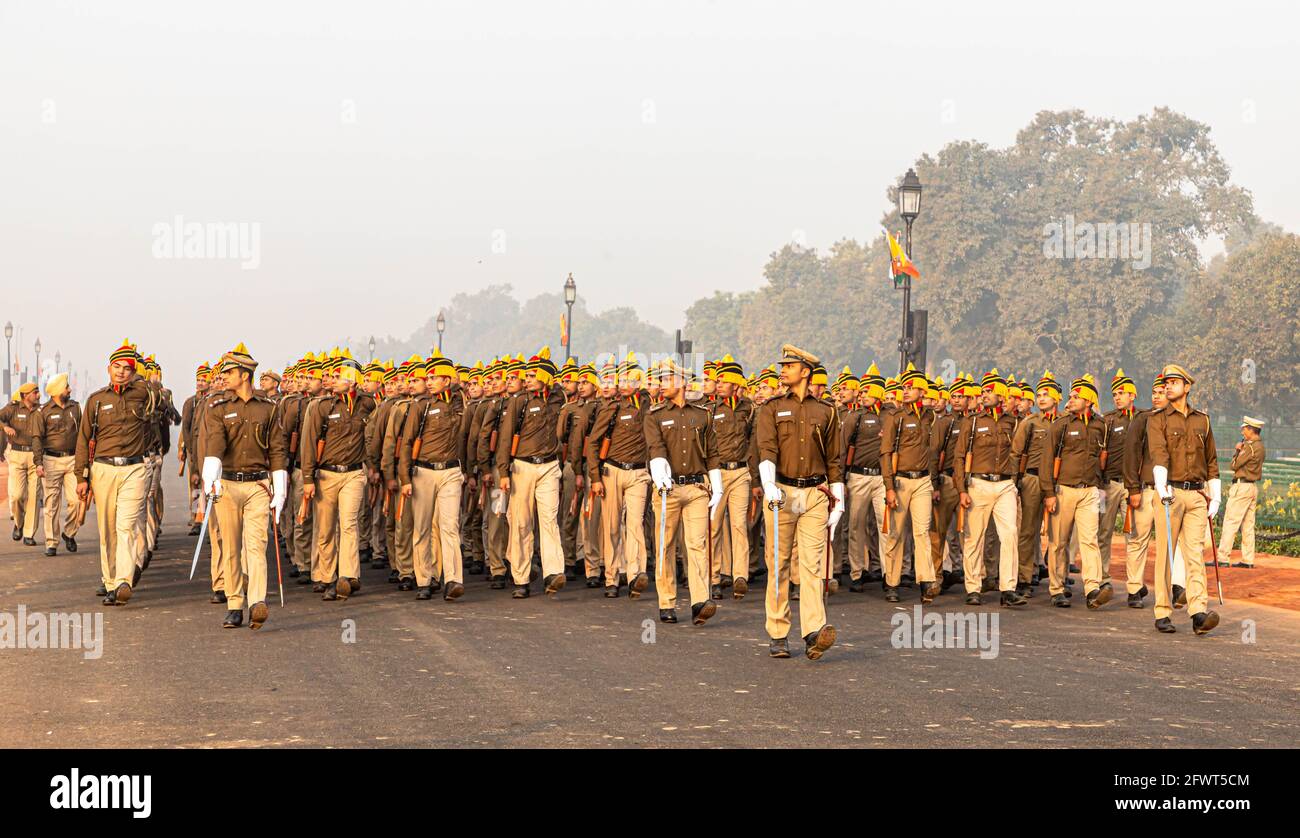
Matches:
[1114,425,1125,432]
[329,413,341,419]
[224,413,238,419]
[661,419,674,426]
[977,427,989,433]
[529,406,541,413]
[100,405,114,412]
[620,414,632,420]
[51,414,61,420]
[713,414,724,421]
[1069,430,1079,436]
[905,423,916,429]
[777,411,791,417]
[428,408,441,415]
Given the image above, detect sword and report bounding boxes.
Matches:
[768,497,782,609]
[1161,492,1176,606]
[189,493,214,581]
[1202,493,1225,605]
[656,486,669,587]
[271,519,286,607]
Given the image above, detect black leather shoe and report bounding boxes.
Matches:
[387,569,400,583]
[884,586,900,603]
[1095,582,1113,607]
[965,592,981,606]
[322,583,338,601]
[336,578,354,600]
[426,579,440,593]
[1155,617,1176,633]
[249,602,268,630]
[210,589,227,604]
[659,608,678,623]
[470,560,485,575]
[940,570,958,592]
[288,567,300,578]
[370,556,388,569]
[710,584,723,601]
[585,576,601,588]
[44,547,56,557]
[790,585,800,601]
[543,574,565,596]
[1138,584,1149,598]
[12,527,21,541]
[604,585,619,598]
[1064,586,1073,598]
[981,577,997,593]
[444,581,465,601]
[101,590,118,606]
[1127,592,1145,608]
[769,637,791,658]
[564,566,577,581]
[22,537,36,546]
[1085,589,1104,610]
[512,585,530,599]
[223,609,243,629]
[720,574,733,589]
[1015,582,1032,597]
[1232,562,1254,569]
[142,550,152,570]
[63,535,77,553]
[629,572,649,595]
[1000,590,1027,607]
[804,624,836,660]
[132,566,142,587]
[297,573,312,585]
[95,583,108,597]
[1068,562,1080,574]
[359,546,373,563]
[489,574,508,590]
[864,569,883,583]
[188,522,201,536]
[1052,593,1070,607]
[920,582,936,604]
[733,577,748,599]
[692,601,717,625]
[114,582,133,604]
[900,574,915,589]
[397,577,415,591]
[1192,611,1220,636]
[311,581,326,592]
[416,586,433,600]
[849,575,866,593]
[1173,584,1187,608]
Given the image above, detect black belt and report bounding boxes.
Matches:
[415,459,461,471]
[940,467,954,477]
[673,474,706,485]
[515,454,556,466]
[971,473,1013,482]
[319,463,363,473]
[1232,478,1255,484]
[1060,482,1094,489]
[606,459,646,471]
[8,443,32,452]
[720,461,748,470]
[146,449,160,457]
[848,465,881,476]
[1142,482,1155,490]
[95,455,144,466]
[1025,468,1039,475]
[895,470,929,480]
[1172,480,1205,491]
[777,474,826,488]
[46,450,75,458]
[223,470,268,482]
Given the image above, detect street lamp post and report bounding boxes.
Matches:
[55,351,61,374]
[563,273,577,362]
[896,168,922,372]
[368,336,376,362]
[34,337,42,386]
[435,311,446,354]
[3,321,11,396]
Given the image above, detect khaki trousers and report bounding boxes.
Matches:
[141,452,163,553]
[214,479,270,611]
[763,485,829,639]
[289,468,312,572]
[883,475,934,585]
[90,461,147,589]
[961,477,1018,593]
[1016,473,1044,582]
[507,459,563,585]
[484,487,509,577]
[653,483,711,608]
[559,462,580,568]
[1153,488,1210,619]
[206,495,226,592]
[1125,488,1156,594]
[313,467,365,583]
[392,481,415,579]
[1049,485,1103,596]
[5,449,40,539]
[928,473,958,579]
[411,465,464,587]
[461,479,484,568]
[40,454,80,547]
[710,467,751,584]
[1095,479,1125,585]
[846,471,886,580]
[1218,482,1257,565]
[600,463,650,586]
[581,489,603,578]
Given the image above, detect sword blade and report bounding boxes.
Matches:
[189,495,213,581]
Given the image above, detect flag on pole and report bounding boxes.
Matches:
[560,314,569,348]
[883,227,919,286]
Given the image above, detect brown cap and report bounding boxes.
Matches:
[778,343,819,367]
[1159,363,1194,385]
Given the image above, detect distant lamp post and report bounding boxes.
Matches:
[896,168,923,372]
[435,311,446,354]
[368,336,376,362]
[563,273,577,362]
[34,337,42,383]
[3,321,11,395]
[55,351,61,374]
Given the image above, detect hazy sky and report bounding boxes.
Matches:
[3,0,1297,395]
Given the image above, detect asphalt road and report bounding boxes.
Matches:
[2,469,1298,748]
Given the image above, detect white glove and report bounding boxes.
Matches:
[827,482,845,538]
[650,457,673,492]
[1208,478,1221,519]
[1096,487,1106,517]
[708,469,723,513]
[1153,465,1172,501]
[759,459,782,506]
[201,457,223,498]
[271,469,288,515]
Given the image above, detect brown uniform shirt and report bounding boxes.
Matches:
[201,390,288,473]
[0,401,38,447]
[929,410,961,475]
[565,397,601,472]
[380,397,415,483]
[755,389,843,484]
[708,395,756,466]
[1146,404,1218,484]
[1100,407,1136,482]
[300,390,377,473]
[844,404,885,470]
[1229,438,1264,482]
[952,408,1019,485]
[586,391,651,484]
[1044,411,1105,494]
[880,403,933,480]
[497,385,565,478]
[75,380,158,482]
[474,394,511,477]
[32,398,82,465]
[397,391,469,484]
[1011,411,1059,475]
[644,399,718,477]
[1121,408,1154,494]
